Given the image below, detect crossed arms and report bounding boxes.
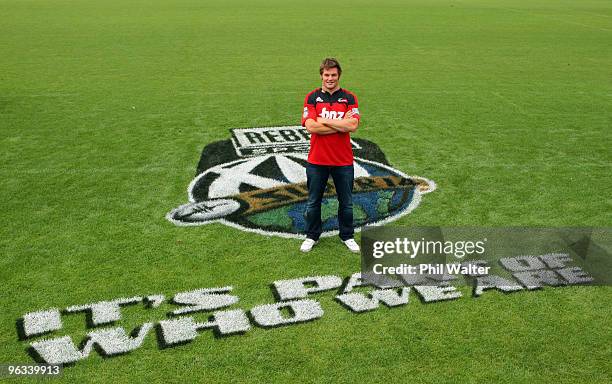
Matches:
[305,111,359,135]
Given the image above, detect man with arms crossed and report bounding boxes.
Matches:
[300,58,361,253]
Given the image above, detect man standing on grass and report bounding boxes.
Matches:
[300,58,361,253]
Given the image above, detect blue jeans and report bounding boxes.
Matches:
[304,162,354,241]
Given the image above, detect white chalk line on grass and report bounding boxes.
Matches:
[1,162,609,176]
[6,88,610,98]
[6,93,81,98]
[576,10,610,19]
[452,0,611,30]
[178,90,611,97]
[490,91,531,117]
[0,168,189,175]
[487,5,611,32]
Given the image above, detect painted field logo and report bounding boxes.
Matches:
[167,126,435,237]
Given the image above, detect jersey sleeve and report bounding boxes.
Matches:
[301,92,318,127]
[347,93,361,121]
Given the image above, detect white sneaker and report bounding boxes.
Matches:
[343,239,360,253]
[300,238,317,252]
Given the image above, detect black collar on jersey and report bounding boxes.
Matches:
[307,87,355,105]
[321,87,342,95]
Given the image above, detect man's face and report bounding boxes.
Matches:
[321,67,340,92]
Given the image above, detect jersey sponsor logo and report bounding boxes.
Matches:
[315,96,324,102]
[338,98,348,102]
[167,126,435,238]
[319,107,345,120]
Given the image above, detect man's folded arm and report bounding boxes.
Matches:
[305,118,337,135]
[317,117,359,133]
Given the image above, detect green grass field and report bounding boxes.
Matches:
[1,0,611,382]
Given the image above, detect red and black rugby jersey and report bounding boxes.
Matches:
[301,88,361,166]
